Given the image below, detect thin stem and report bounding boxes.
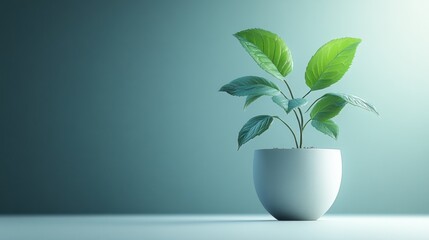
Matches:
[302,90,312,99]
[292,110,301,131]
[274,116,299,148]
[281,78,303,148]
[280,90,301,129]
[280,91,290,100]
[298,108,304,148]
[305,96,323,113]
[303,119,311,131]
[282,79,294,99]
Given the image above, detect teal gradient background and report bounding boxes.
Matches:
[1,0,428,213]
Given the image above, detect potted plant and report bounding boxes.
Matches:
[220,28,378,220]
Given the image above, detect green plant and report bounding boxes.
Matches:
[220,28,378,149]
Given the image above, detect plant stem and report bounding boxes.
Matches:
[280,90,302,133]
[280,91,290,100]
[297,89,311,147]
[274,116,299,148]
[303,119,311,131]
[292,110,301,132]
[298,108,304,148]
[282,78,305,148]
[302,90,312,99]
[282,79,294,99]
[305,96,323,113]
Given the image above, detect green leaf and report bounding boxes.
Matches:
[311,119,339,139]
[288,98,308,112]
[272,95,308,113]
[271,95,289,111]
[244,95,262,108]
[219,76,280,97]
[238,115,273,149]
[305,38,361,90]
[234,28,293,80]
[325,93,379,115]
[310,95,346,121]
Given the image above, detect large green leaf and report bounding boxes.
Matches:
[325,93,379,115]
[238,115,273,149]
[311,119,339,139]
[234,28,293,80]
[305,38,361,90]
[272,95,308,113]
[310,95,346,121]
[219,76,280,97]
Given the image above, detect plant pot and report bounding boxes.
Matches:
[253,148,342,221]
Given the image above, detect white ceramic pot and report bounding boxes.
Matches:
[253,149,342,220]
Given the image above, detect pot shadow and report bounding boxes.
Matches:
[142,219,277,226]
[88,215,318,227]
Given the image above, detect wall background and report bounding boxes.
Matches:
[1,0,428,214]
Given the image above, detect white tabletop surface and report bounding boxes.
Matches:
[1,214,428,240]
